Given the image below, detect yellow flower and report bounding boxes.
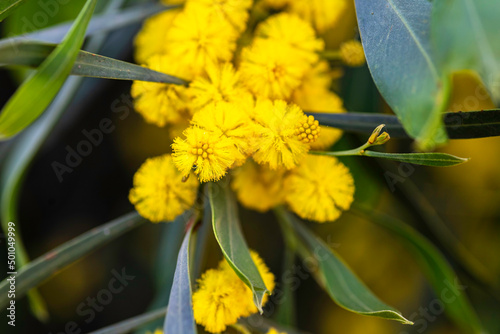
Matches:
[131,55,190,127]
[293,89,345,150]
[296,60,334,92]
[252,99,310,170]
[231,160,287,212]
[192,268,249,333]
[267,328,287,334]
[188,62,253,112]
[340,40,366,67]
[146,329,164,334]
[261,0,289,9]
[285,155,354,222]
[186,0,253,33]
[129,155,199,223]
[172,126,237,182]
[256,12,324,64]
[164,5,238,78]
[239,39,311,100]
[134,9,179,65]
[191,102,255,166]
[218,250,276,315]
[287,0,348,34]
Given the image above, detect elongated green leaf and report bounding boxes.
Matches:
[208,182,269,312]
[278,208,412,324]
[0,212,145,310]
[355,0,448,149]
[89,308,167,334]
[163,223,197,334]
[307,109,500,139]
[0,40,188,84]
[0,0,97,139]
[351,206,483,333]
[0,0,24,22]
[431,0,500,104]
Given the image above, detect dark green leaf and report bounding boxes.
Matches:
[0,0,25,22]
[279,209,412,324]
[0,40,188,84]
[0,212,145,310]
[0,0,98,139]
[208,182,269,312]
[355,0,448,148]
[431,0,500,104]
[362,151,468,167]
[89,308,167,334]
[163,223,197,334]
[307,109,500,139]
[351,206,483,333]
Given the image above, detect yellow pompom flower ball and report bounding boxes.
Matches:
[186,0,253,33]
[239,39,311,100]
[172,126,238,182]
[287,0,348,34]
[340,40,366,67]
[285,155,355,222]
[192,268,249,333]
[129,155,199,223]
[188,62,253,112]
[256,12,324,64]
[131,55,191,127]
[267,328,287,334]
[231,160,288,212]
[251,99,311,170]
[164,5,238,78]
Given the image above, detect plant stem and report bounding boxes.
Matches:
[230,323,252,334]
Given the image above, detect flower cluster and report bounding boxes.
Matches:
[193,251,275,333]
[129,0,363,224]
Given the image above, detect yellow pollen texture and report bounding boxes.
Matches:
[296,115,321,143]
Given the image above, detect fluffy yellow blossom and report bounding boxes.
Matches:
[134,10,179,65]
[172,126,237,182]
[131,55,190,127]
[252,99,310,170]
[231,160,287,212]
[293,89,345,150]
[287,0,347,34]
[217,250,275,315]
[295,114,321,144]
[186,0,253,33]
[340,40,366,67]
[256,13,324,64]
[164,5,238,78]
[261,0,289,9]
[192,268,249,333]
[267,328,287,334]
[285,155,354,222]
[239,39,311,100]
[129,155,199,223]
[298,60,334,92]
[191,102,255,166]
[146,329,163,334]
[188,62,253,112]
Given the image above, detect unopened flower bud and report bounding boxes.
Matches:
[368,124,385,144]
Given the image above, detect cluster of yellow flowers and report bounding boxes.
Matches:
[129,0,363,224]
[193,251,275,333]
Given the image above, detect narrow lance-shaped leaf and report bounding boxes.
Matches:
[0,0,25,22]
[0,212,145,310]
[0,0,98,139]
[280,209,413,324]
[208,182,269,312]
[163,222,197,334]
[355,0,448,149]
[89,308,167,334]
[0,40,188,85]
[351,206,483,333]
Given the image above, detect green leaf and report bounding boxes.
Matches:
[163,223,197,334]
[355,0,448,149]
[278,208,412,324]
[431,0,500,104]
[361,151,469,167]
[0,40,188,84]
[89,308,167,334]
[351,206,483,333]
[0,0,25,22]
[208,182,269,312]
[0,0,98,139]
[0,212,145,310]
[307,109,500,139]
